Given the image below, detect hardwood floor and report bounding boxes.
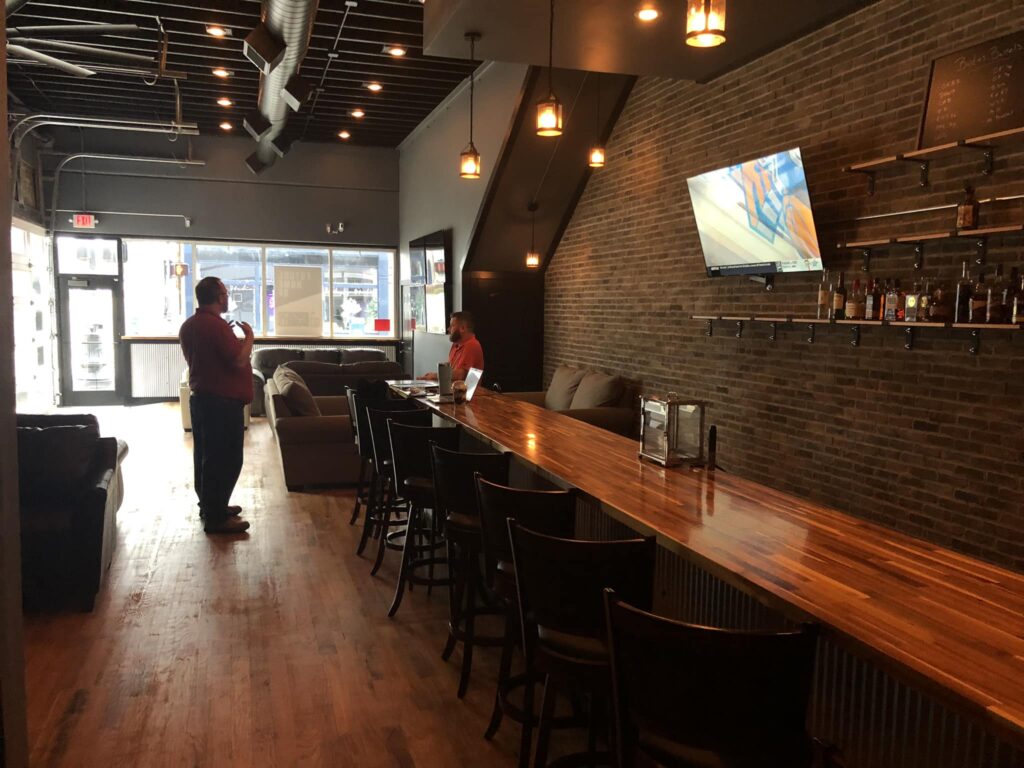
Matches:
[23,404,523,767]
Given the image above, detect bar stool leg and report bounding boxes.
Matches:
[387,503,420,617]
[534,675,557,768]
[370,492,398,575]
[485,606,517,739]
[457,547,478,698]
[442,538,463,662]
[350,459,368,525]
[356,467,379,556]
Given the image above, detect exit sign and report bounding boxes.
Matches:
[72,213,97,229]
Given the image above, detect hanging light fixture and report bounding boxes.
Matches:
[526,202,541,268]
[588,74,605,168]
[635,2,659,22]
[536,0,563,137]
[460,32,482,179]
[686,0,726,48]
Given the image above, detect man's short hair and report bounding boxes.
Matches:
[450,310,474,332]
[195,276,222,306]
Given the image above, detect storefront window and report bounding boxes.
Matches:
[55,236,118,276]
[123,239,189,336]
[11,222,55,409]
[194,244,263,334]
[265,247,330,336]
[331,249,394,336]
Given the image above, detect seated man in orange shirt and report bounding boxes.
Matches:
[422,311,484,383]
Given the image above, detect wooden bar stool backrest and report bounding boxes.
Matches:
[509,523,655,642]
[603,589,818,768]
[429,444,510,521]
[388,423,460,494]
[351,392,418,463]
[474,477,576,585]
[367,406,432,476]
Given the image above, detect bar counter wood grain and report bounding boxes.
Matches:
[424,390,1024,749]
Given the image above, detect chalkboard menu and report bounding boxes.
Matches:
[918,30,1024,148]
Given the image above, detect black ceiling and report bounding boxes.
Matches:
[6,0,478,147]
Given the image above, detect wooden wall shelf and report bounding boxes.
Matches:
[836,223,1023,269]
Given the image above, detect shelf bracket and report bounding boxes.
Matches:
[969,329,981,356]
[849,169,876,196]
[858,247,872,272]
[735,320,744,339]
[973,236,987,265]
[904,326,915,350]
[963,142,995,175]
[913,242,925,271]
[850,325,861,347]
[705,319,714,337]
[806,324,815,344]
[768,321,777,343]
[895,156,929,187]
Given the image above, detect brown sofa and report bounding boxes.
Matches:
[505,365,638,437]
[264,359,404,490]
[250,346,388,416]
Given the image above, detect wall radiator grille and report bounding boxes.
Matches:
[575,498,1023,768]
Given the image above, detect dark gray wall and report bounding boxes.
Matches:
[45,130,398,246]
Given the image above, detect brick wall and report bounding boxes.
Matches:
[546,0,1024,572]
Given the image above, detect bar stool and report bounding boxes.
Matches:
[386,421,461,617]
[346,387,369,526]
[365,405,432,573]
[603,590,818,768]
[429,443,511,698]
[508,522,655,768]
[475,477,577,746]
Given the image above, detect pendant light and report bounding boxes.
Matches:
[588,74,605,168]
[459,32,482,179]
[686,0,726,48]
[526,202,541,268]
[535,0,563,137]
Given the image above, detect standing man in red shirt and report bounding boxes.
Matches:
[422,311,484,382]
[179,277,254,534]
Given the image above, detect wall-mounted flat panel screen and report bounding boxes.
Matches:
[687,147,822,276]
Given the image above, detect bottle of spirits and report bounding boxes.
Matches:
[895,279,906,321]
[954,261,972,323]
[847,278,865,320]
[864,278,879,320]
[904,280,921,323]
[930,281,952,322]
[1012,273,1024,324]
[831,271,847,320]
[956,183,980,230]
[986,264,1007,323]
[919,279,931,321]
[817,269,830,320]
[970,269,987,323]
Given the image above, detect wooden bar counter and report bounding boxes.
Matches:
[423,390,1024,749]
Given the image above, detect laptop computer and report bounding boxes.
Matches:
[425,367,484,404]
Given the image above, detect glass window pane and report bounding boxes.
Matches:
[265,248,329,336]
[123,239,189,336]
[11,224,55,409]
[56,236,119,276]
[68,287,116,392]
[331,248,395,337]
[195,244,263,334]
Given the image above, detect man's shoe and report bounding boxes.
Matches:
[204,518,251,534]
[199,506,242,520]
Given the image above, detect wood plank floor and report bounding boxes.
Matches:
[23,404,525,767]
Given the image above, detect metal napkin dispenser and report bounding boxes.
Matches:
[638,395,706,467]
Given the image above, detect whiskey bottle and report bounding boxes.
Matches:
[904,280,921,323]
[956,183,980,230]
[817,269,830,320]
[918,279,931,322]
[831,271,847,320]
[954,261,972,324]
[847,279,865,320]
[895,279,906,321]
[1012,273,1024,324]
[970,269,987,323]
[884,279,899,321]
[987,264,1007,324]
[864,278,879,320]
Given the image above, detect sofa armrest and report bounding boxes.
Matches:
[315,395,350,416]
[558,407,637,438]
[504,391,546,407]
[275,415,354,445]
[252,368,266,385]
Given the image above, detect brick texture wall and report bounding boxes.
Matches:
[546,0,1024,572]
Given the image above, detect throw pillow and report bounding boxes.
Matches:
[545,366,587,410]
[570,371,624,409]
[16,425,98,503]
[280,379,320,417]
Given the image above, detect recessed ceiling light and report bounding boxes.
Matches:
[206,24,232,37]
[338,130,351,140]
[216,97,233,107]
[635,4,659,22]
[219,121,233,131]
[384,44,407,57]
[350,108,365,118]
[212,67,233,78]
[365,81,383,92]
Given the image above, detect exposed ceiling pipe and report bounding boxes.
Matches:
[249,0,320,173]
[6,0,30,17]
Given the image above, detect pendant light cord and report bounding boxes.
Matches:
[548,0,554,93]
[469,36,475,144]
[595,73,601,137]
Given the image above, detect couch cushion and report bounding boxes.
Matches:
[341,348,387,364]
[253,348,304,376]
[16,425,98,503]
[281,360,340,378]
[339,360,403,377]
[303,349,343,365]
[570,371,624,410]
[273,367,320,416]
[545,366,587,411]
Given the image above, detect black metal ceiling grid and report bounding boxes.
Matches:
[6,0,476,147]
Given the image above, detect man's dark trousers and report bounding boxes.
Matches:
[190,392,244,526]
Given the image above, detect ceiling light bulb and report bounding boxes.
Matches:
[384,44,407,57]
[219,121,233,131]
[686,0,726,47]
[338,130,351,140]
[206,24,231,37]
[212,67,232,78]
[217,97,233,107]
[525,251,541,268]
[350,108,365,118]
[635,4,659,21]
[589,146,606,168]
[365,81,383,92]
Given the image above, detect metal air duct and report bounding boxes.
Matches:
[250,0,320,173]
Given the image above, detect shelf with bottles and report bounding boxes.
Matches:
[836,223,1024,270]
[842,126,1024,195]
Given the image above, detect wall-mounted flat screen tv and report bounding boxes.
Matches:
[687,147,822,276]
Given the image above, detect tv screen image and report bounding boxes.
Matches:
[687,147,822,276]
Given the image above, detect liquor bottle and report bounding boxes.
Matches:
[1012,273,1024,324]
[954,261,972,324]
[817,269,830,320]
[918,279,931,322]
[904,280,921,323]
[956,183,980,230]
[864,278,879,320]
[847,279,865,320]
[895,279,906,321]
[969,269,987,323]
[831,271,847,320]
[930,280,952,322]
[884,279,898,321]
[987,264,1007,323]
